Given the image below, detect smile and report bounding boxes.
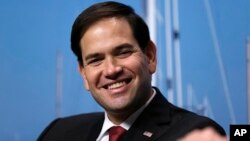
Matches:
[103,78,132,90]
[108,81,126,89]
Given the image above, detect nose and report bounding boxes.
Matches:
[103,57,122,79]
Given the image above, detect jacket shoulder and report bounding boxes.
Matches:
[37,112,104,141]
[161,107,226,140]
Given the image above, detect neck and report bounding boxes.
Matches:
[107,112,130,125]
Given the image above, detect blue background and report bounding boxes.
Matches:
[0,0,249,140]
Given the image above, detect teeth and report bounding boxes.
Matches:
[108,81,126,89]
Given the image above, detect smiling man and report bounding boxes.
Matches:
[38,1,227,141]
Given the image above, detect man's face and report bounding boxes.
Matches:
[79,17,156,116]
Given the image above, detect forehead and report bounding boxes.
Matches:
[83,17,132,38]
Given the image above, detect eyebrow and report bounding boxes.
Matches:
[113,43,134,52]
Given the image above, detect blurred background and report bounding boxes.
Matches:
[0,0,249,140]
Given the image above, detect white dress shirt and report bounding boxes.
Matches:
[96,88,156,141]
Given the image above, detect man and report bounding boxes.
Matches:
[38,1,227,141]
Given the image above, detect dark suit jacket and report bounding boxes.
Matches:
[37,88,226,141]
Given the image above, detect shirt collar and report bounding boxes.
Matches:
[96,88,156,140]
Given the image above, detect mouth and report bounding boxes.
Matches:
[103,78,132,90]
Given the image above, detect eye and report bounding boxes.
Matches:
[117,49,133,58]
[86,58,103,66]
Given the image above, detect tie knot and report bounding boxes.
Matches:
[109,126,126,141]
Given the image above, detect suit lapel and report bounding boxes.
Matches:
[121,88,172,141]
[86,118,104,141]
[64,114,104,141]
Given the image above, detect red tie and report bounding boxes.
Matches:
[109,126,126,141]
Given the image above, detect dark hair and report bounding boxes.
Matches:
[71,1,150,66]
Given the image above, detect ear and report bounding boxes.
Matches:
[145,41,157,74]
[78,63,90,91]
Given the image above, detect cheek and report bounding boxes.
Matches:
[124,57,149,75]
[84,69,100,87]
